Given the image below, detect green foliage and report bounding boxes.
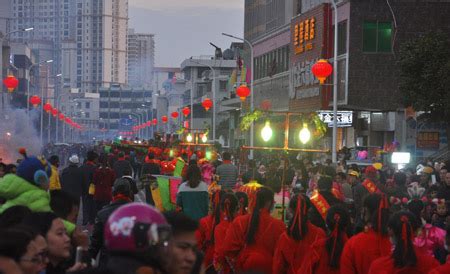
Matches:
[240,110,264,131]
[398,32,450,123]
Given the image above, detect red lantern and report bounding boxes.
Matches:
[162,116,168,123]
[30,95,41,107]
[236,84,251,102]
[182,107,190,117]
[261,99,272,111]
[65,117,73,125]
[152,118,158,125]
[146,121,151,127]
[51,108,58,117]
[202,98,213,111]
[3,75,19,92]
[171,111,179,119]
[311,59,333,84]
[43,103,53,113]
[58,113,65,121]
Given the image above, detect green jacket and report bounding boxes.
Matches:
[0,174,75,234]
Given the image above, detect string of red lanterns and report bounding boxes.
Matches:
[30,95,41,107]
[182,107,190,117]
[171,111,179,119]
[202,98,213,111]
[3,75,19,93]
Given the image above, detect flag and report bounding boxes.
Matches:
[169,177,182,204]
[229,69,237,87]
[240,64,247,83]
[157,176,175,211]
[173,158,185,177]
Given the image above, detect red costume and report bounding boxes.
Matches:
[297,235,348,274]
[195,215,215,268]
[368,247,439,274]
[272,222,326,274]
[221,209,285,274]
[214,219,233,273]
[428,257,450,274]
[340,228,392,274]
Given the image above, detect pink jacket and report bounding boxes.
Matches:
[413,224,446,257]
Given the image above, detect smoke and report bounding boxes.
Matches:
[0,104,42,163]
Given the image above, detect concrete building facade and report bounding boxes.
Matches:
[128,28,155,88]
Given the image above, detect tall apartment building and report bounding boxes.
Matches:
[9,0,128,93]
[127,28,155,88]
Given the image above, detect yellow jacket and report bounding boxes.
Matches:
[49,165,61,190]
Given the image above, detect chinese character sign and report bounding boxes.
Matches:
[294,17,316,55]
[317,111,353,127]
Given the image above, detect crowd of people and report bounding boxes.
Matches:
[0,143,449,274]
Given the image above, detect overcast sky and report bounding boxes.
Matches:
[129,0,244,68]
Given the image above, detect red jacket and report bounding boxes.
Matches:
[272,222,326,274]
[368,247,439,274]
[340,228,392,274]
[221,209,285,274]
[196,215,215,268]
[297,236,348,274]
[428,257,450,274]
[214,219,233,273]
[92,167,116,202]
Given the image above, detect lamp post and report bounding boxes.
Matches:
[26,59,53,116]
[41,73,61,144]
[330,0,338,164]
[222,32,254,159]
[190,59,216,141]
[0,28,34,112]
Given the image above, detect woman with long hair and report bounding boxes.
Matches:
[196,190,224,271]
[298,205,349,274]
[177,164,209,220]
[272,194,326,274]
[369,211,439,273]
[340,193,392,274]
[214,193,239,273]
[221,187,285,274]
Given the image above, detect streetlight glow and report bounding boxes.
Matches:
[23,27,34,32]
[186,133,193,142]
[299,123,311,144]
[261,121,273,142]
[201,134,208,143]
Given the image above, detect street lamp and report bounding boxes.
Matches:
[26,59,53,115]
[41,73,61,144]
[222,32,255,159]
[190,58,217,142]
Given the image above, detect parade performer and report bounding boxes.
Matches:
[369,211,439,273]
[340,193,392,274]
[309,176,342,231]
[221,187,285,274]
[196,190,224,270]
[297,205,349,274]
[273,194,326,274]
[214,193,239,273]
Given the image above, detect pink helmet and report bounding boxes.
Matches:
[104,203,171,253]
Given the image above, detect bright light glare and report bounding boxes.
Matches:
[261,121,273,142]
[391,152,410,164]
[201,134,207,143]
[186,133,193,142]
[299,123,311,144]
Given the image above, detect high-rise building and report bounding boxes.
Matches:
[127,28,155,88]
[9,0,129,93]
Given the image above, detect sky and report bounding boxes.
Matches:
[128,0,245,68]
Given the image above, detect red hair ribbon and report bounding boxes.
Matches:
[378,195,389,231]
[224,198,231,221]
[400,215,409,257]
[290,195,306,237]
[330,213,341,263]
[112,193,132,202]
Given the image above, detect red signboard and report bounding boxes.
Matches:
[417,132,440,149]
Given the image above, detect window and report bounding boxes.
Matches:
[337,21,347,55]
[219,80,227,92]
[363,21,392,53]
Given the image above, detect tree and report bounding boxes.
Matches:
[398,32,450,150]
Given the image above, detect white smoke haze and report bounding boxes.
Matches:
[0,104,42,163]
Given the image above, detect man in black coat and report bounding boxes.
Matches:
[308,176,343,231]
[113,152,133,178]
[61,155,85,201]
[89,178,133,266]
[79,151,98,226]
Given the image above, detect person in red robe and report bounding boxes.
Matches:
[340,193,392,274]
[428,225,450,274]
[195,190,224,271]
[369,211,439,274]
[214,193,239,273]
[272,194,326,274]
[220,187,285,274]
[297,205,349,274]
